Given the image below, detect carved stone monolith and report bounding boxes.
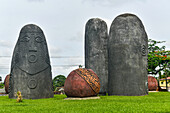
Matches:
[85,18,108,95]
[9,24,54,99]
[108,14,148,96]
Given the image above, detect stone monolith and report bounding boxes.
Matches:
[9,24,54,99]
[85,18,108,95]
[108,14,148,96]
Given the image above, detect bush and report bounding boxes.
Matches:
[0,83,4,89]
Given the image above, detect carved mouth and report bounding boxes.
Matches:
[28,54,37,63]
[29,50,37,52]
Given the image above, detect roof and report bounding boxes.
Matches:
[160,77,170,80]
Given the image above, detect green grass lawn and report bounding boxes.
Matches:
[0,92,170,113]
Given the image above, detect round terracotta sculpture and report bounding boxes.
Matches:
[148,76,158,91]
[4,74,10,94]
[64,68,100,97]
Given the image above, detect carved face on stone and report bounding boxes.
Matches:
[13,24,50,75]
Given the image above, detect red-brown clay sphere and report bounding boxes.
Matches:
[4,74,10,94]
[148,76,158,91]
[64,68,100,97]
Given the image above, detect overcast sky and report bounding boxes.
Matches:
[0,0,170,81]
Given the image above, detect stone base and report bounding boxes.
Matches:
[64,96,100,100]
[148,91,159,93]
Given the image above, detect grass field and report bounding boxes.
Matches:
[0,92,170,113]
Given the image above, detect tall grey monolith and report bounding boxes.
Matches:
[9,24,54,99]
[108,14,148,96]
[85,18,108,95]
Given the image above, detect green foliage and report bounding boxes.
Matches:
[52,75,66,91]
[148,39,170,76]
[0,82,4,89]
[0,93,170,112]
[79,65,83,68]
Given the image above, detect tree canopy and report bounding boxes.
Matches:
[148,39,170,77]
[52,75,66,91]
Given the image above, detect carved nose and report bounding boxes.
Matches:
[29,38,37,52]
[29,47,37,52]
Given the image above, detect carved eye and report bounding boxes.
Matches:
[141,45,146,56]
[35,36,43,43]
[20,36,30,42]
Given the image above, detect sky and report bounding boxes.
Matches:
[0,0,170,81]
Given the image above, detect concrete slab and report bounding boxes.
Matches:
[64,96,100,100]
[149,91,159,93]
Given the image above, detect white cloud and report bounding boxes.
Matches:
[0,0,170,79]
[166,41,170,50]
[27,0,44,2]
[0,40,13,56]
[83,0,147,7]
[69,31,83,42]
[49,46,62,56]
[0,58,11,81]
[0,48,13,56]
[64,57,84,66]
[0,40,13,48]
[52,66,73,78]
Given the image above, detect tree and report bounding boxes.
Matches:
[52,75,66,91]
[148,39,170,77]
[0,82,4,89]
